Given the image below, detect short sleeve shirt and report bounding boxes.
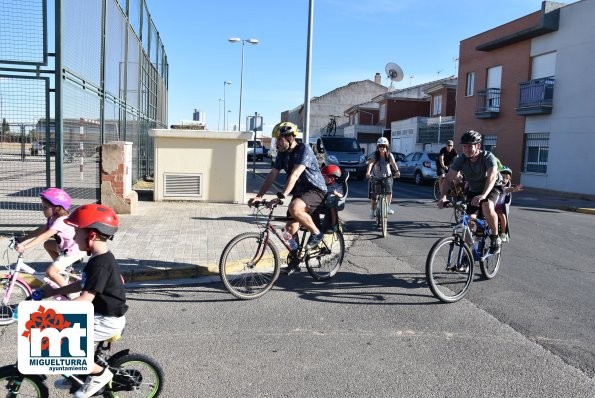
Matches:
[82,251,128,317]
[450,150,501,192]
[274,143,327,195]
[439,147,458,167]
[326,182,344,199]
[47,215,82,256]
[371,151,395,178]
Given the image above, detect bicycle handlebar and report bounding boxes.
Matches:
[249,198,283,209]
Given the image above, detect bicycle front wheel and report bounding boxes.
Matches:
[433,179,441,201]
[107,353,164,398]
[380,196,388,237]
[426,236,474,303]
[219,232,280,300]
[305,231,345,281]
[480,238,501,279]
[0,277,30,325]
[0,366,48,397]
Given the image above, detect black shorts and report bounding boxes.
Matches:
[437,167,448,177]
[288,189,326,216]
[465,186,503,215]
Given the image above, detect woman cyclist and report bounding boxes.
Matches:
[366,137,400,218]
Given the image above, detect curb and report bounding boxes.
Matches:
[556,206,595,215]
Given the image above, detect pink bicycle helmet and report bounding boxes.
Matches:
[39,188,72,210]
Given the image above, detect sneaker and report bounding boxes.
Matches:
[54,378,73,390]
[306,231,325,250]
[387,207,395,215]
[369,209,375,219]
[456,257,470,273]
[324,225,338,234]
[499,233,508,243]
[489,235,502,254]
[74,368,113,398]
[281,264,301,275]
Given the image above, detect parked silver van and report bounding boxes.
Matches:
[312,136,367,180]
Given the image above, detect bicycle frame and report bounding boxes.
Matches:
[2,239,80,305]
[451,203,493,263]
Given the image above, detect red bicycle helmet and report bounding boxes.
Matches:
[65,204,119,236]
[321,165,341,178]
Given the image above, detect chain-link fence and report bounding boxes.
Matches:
[0,0,168,232]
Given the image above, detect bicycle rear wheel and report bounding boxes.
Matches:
[480,238,501,279]
[107,353,164,398]
[0,366,48,397]
[219,232,280,300]
[305,231,345,280]
[0,277,30,325]
[426,236,474,303]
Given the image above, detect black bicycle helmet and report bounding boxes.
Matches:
[460,130,482,144]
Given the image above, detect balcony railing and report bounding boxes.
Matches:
[516,76,554,116]
[475,88,501,119]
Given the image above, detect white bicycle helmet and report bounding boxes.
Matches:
[377,137,389,146]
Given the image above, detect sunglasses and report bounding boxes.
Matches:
[377,145,387,149]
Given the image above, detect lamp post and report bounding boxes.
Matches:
[217,98,223,131]
[223,81,231,130]
[228,37,259,132]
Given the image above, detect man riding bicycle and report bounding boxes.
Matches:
[437,139,458,187]
[248,122,327,274]
[437,130,503,254]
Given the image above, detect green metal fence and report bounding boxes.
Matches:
[0,0,168,232]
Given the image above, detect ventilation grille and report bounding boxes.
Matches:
[164,173,202,198]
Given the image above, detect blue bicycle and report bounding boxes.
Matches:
[426,201,502,303]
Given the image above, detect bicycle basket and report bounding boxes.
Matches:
[373,177,392,195]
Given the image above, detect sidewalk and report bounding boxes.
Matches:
[1,170,593,286]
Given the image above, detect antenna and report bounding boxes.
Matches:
[385,62,404,90]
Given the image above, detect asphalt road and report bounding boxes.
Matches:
[1,162,593,397]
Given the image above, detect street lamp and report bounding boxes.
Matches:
[217,98,223,131]
[228,37,259,132]
[223,81,231,130]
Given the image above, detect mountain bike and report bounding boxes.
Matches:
[370,176,393,238]
[1,237,82,325]
[0,333,164,397]
[219,200,345,300]
[425,201,502,303]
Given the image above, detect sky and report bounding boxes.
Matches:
[145,0,572,136]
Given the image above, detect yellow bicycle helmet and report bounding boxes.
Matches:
[272,122,298,138]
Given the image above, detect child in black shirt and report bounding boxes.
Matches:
[41,204,127,398]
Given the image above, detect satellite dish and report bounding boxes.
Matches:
[385,62,404,88]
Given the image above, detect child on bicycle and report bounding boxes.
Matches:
[320,165,344,233]
[16,188,85,287]
[495,166,523,242]
[38,204,128,398]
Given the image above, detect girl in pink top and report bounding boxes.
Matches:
[16,188,85,287]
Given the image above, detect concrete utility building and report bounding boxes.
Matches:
[456,0,595,196]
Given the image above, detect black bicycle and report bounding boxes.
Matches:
[219,200,345,300]
[0,335,164,397]
[426,201,502,303]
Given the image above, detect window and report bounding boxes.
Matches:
[523,133,549,173]
[354,113,359,125]
[483,135,497,155]
[379,103,386,121]
[466,72,475,96]
[432,95,442,116]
